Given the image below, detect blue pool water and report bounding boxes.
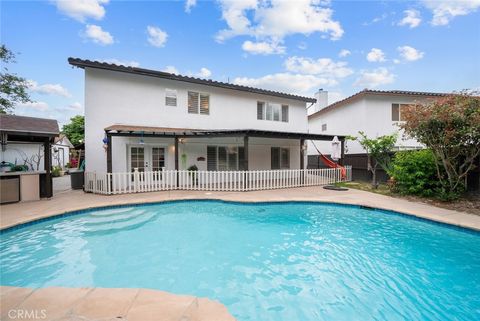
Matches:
[1,200,479,321]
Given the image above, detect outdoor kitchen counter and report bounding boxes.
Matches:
[0,171,46,203]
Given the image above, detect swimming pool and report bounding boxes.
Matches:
[1,200,479,321]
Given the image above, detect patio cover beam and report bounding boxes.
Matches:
[106,128,345,142]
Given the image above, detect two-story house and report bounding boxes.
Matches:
[69,58,343,179]
[307,89,448,180]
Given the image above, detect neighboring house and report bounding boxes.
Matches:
[68,58,341,174]
[307,89,448,180]
[52,134,74,169]
[308,89,448,155]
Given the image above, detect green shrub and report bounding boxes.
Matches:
[389,149,440,197]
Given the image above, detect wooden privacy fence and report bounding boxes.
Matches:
[84,167,352,195]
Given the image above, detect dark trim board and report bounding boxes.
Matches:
[106,128,345,142]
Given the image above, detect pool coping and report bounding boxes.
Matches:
[1,197,479,234]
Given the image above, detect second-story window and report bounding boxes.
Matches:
[392,103,408,121]
[165,89,177,107]
[188,91,209,115]
[257,101,289,122]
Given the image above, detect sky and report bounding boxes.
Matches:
[2,0,480,126]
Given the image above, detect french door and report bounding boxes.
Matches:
[129,146,166,172]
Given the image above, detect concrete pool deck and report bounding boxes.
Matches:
[0,286,235,321]
[1,186,479,231]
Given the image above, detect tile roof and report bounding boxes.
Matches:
[68,58,316,103]
[0,114,59,136]
[308,89,450,119]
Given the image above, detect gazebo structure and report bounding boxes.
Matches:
[0,115,59,200]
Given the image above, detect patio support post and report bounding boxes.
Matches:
[106,132,112,173]
[175,136,179,186]
[243,135,249,170]
[300,139,305,169]
[300,139,305,184]
[340,139,345,166]
[44,137,53,198]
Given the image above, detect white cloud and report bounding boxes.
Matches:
[366,48,386,62]
[163,66,179,74]
[354,68,395,88]
[185,0,196,13]
[234,73,337,96]
[362,13,388,26]
[397,45,424,61]
[284,56,353,78]
[216,0,344,44]
[66,102,83,111]
[147,26,168,47]
[242,40,285,55]
[423,0,480,26]
[54,0,109,22]
[163,66,212,78]
[398,9,422,28]
[338,49,351,57]
[84,24,114,45]
[99,58,140,67]
[27,80,71,97]
[298,42,307,50]
[197,68,212,78]
[16,101,50,112]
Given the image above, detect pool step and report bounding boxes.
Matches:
[81,209,147,225]
[82,212,156,234]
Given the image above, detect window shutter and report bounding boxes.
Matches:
[257,102,264,120]
[271,147,280,169]
[281,148,290,169]
[392,104,399,121]
[188,91,199,114]
[165,89,177,107]
[200,94,209,115]
[281,105,289,122]
[207,146,217,171]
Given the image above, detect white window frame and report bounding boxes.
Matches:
[207,145,243,171]
[257,101,289,123]
[188,91,210,115]
[165,89,177,107]
[392,103,409,122]
[127,144,168,173]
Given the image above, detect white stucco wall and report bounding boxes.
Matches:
[308,94,428,155]
[84,68,309,171]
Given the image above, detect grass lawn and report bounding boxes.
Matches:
[336,181,480,216]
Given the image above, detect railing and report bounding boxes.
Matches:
[84,166,352,195]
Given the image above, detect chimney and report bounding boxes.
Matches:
[314,89,328,112]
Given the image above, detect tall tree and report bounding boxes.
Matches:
[62,115,85,147]
[401,91,480,198]
[0,45,31,114]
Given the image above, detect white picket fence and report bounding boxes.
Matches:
[84,166,352,195]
